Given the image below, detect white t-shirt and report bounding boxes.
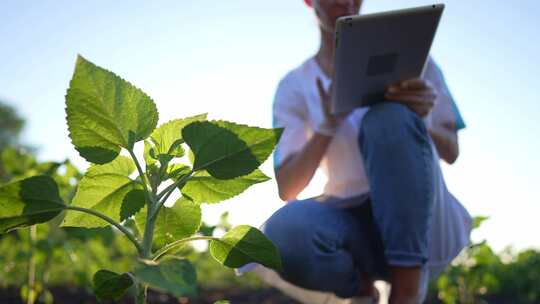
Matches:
[272,56,472,276]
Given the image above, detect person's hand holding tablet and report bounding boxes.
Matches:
[315,76,438,137]
[385,78,438,118]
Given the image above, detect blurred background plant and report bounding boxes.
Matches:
[0,101,138,303]
[427,216,540,304]
[0,100,26,180]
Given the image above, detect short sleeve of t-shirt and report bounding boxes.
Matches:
[425,58,466,131]
[272,72,309,169]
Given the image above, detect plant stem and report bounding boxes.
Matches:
[141,204,156,258]
[157,159,167,183]
[155,183,175,202]
[128,149,164,303]
[40,247,53,289]
[135,283,147,304]
[151,170,194,220]
[139,197,159,303]
[156,170,194,201]
[27,225,37,304]
[128,149,156,206]
[152,236,217,261]
[125,272,145,304]
[64,206,143,255]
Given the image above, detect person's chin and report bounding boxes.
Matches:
[334,9,358,19]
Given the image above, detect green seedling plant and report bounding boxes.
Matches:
[0,55,283,304]
[0,147,82,304]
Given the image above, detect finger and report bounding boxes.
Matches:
[316,77,329,101]
[385,92,437,104]
[384,92,437,104]
[316,77,331,116]
[388,90,438,106]
[386,84,400,94]
[410,106,430,117]
[423,79,434,91]
[400,78,428,90]
[388,84,434,97]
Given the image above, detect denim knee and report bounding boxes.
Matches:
[358,101,434,267]
[359,102,429,150]
[263,201,364,298]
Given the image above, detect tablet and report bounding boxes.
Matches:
[331,4,444,114]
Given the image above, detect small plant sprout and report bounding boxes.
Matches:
[0,55,283,304]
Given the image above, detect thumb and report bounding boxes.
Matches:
[316,77,328,100]
[316,77,332,116]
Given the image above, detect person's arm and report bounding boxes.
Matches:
[429,120,459,164]
[423,58,462,164]
[275,77,343,201]
[276,133,332,201]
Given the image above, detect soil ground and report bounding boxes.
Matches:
[0,286,301,304]
[0,287,524,303]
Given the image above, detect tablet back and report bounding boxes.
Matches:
[331,4,444,114]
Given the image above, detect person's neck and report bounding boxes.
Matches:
[315,28,335,78]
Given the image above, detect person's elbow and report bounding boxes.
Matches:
[440,123,460,164]
[444,143,459,164]
[275,172,298,202]
[278,188,295,202]
[277,181,297,202]
[275,162,298,202]
[444,152,458,165]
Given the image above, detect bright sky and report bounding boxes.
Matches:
[1,1,539,252]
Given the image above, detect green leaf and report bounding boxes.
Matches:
[149,114,207,163]
[218,211,232,231]
[473,216,489,230]
[0,176,65,233]
[66,55,159,164]
[63,226,115,243]
[35,161,62,176]
[62,156,142,228]
[135,197,201,250]
[120,189,146,221]
[154,197,201,249]
[182,121,282,179]
[134,257,197,297]
[214,301,230,304]
[93,269,133,301]
[210,225,282,271]
[143,140,157,166]
[166,163,191,180]
[187,148,195,165]
[199,223,216,237]
[182,169,270,204]
[1,147,37,177]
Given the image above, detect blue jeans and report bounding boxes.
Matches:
[264,102,435,298]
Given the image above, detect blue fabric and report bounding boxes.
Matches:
[265,197,386,298]
[264,102,435,298]
[271,105,281,169]
[359,102,435,267]
[450,100,466,130]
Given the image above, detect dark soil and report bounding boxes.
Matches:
[3,286,532,304]
[0,286,301,304]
